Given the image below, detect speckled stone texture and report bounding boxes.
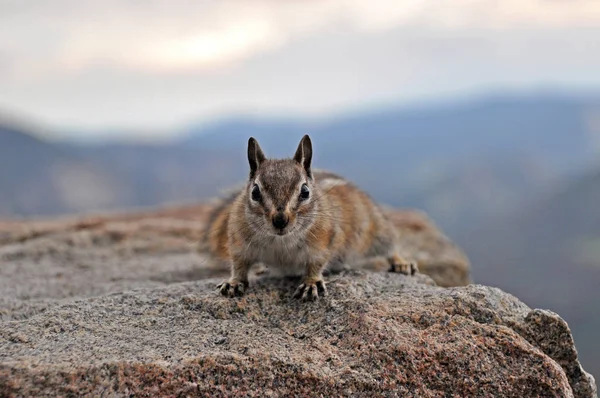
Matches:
[0,204,469,322]
[0,205,595,397]
[0,271,596,397]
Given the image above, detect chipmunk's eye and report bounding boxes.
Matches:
[251,184,262,201]
[299,183,310,201]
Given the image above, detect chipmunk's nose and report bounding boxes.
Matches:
[272,212,289,230]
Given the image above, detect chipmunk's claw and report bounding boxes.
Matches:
[293,280,327,301]
[388,256,418,275]
[217,280,247,297]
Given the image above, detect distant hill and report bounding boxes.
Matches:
[75,143,242,210]
[184,94,598,166]
[2,93,600,231]
[0,124,122,216]
[182,94,600,232]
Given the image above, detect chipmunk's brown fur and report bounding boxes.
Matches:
[202,135,418,301]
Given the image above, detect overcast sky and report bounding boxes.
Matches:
[1,0,600,139]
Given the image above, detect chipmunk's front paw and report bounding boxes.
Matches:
[388,256,418,276]
[217,280,248,297]
[293,279,327,301]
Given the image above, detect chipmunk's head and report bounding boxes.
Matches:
[245,135,318,237]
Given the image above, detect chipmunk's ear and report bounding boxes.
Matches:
[248,137,266,178]
[294,134,312,178]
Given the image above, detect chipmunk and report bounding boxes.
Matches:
[202,135,418,301]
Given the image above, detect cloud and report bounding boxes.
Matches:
[2,0,600,77]
[0,0,599,133]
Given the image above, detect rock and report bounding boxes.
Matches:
[0,271,595,397]
[1,204,594,397]
[0,204,469,321]
[519,310,597,398]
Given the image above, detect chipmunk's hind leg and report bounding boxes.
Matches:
[369,221,419,275]
[359,230,418,276]
[387,252,419,276]
[353,254,418,275]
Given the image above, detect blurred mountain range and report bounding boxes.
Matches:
[1,93,600,375]
[3,93,600,224]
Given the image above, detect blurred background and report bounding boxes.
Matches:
[1,0,599,376]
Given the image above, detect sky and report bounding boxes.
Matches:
[1,0,600,139]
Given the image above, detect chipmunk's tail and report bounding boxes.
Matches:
[197,189,240,276]
[197,183,243,257]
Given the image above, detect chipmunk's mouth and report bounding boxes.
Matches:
[273,225,295,236]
